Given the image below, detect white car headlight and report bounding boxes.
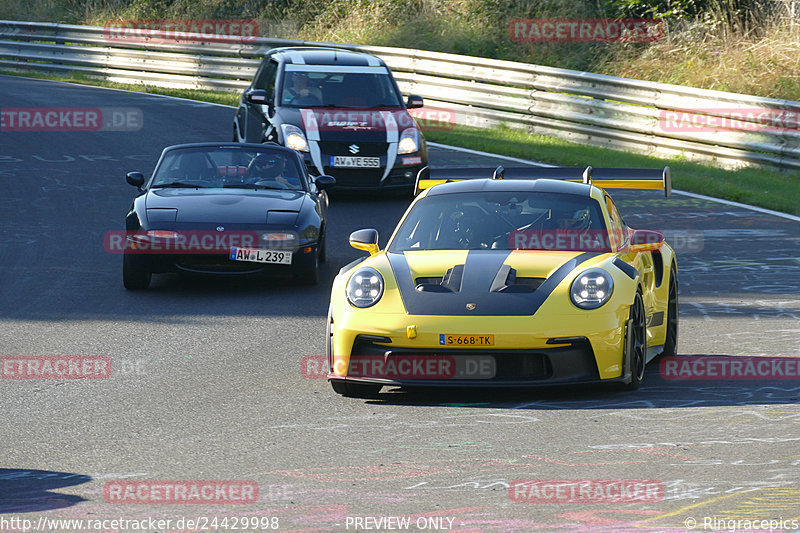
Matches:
[281,124,310,152]
[397,128,419,155]
[570,268,614,309]
[346,267,384,308]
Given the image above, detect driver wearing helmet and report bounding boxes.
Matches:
[246,154,301,189]
[554,205,592,231]
[546,203,599,250]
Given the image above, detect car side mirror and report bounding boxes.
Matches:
[406,94,424,109]
[126,171,145,189]
[247,89,272,105]
[349,228,379,256]
[629,229,664,252]
[314,174,336,191]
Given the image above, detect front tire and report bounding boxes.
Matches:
[661,266,679,357]
[123,254,151,290]
[621,291,647,390]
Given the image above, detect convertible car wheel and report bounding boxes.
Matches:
[318,233,326,264]
[662,266,679,357]
[123,254,151,290]
[622,291,647,390]
[331,380,382,398]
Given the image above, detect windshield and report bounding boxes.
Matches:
[388,191,610,252]
[151,147,306,191]
[279,66,403,108]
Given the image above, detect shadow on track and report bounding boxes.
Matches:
[0,469,89,513]
[351,354,800,410]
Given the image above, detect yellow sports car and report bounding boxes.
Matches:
[326,166,678,397]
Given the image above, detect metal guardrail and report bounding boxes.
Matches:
[1,20,799,170]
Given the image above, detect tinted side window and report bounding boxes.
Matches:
[254,59,279,99]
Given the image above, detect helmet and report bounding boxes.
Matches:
[553,205,592,231]
[249,154,282,180]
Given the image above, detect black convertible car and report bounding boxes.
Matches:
[121,142,334,289]
[233,46,428,191]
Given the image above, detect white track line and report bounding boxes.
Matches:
[10,75,797,221]
[427,141,557,167]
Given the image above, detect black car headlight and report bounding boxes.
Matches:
[281,124,310,152]
[397,128,419,155]
[570,268,614,309]
[346,267,384,308]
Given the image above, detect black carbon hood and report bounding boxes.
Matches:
[386,250,601,316]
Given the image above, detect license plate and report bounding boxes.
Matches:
[331,156,380,168]
[439,334,495,346]
[230,247,292,265]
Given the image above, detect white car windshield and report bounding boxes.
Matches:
[280,66,403,108]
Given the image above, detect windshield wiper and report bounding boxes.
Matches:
[151,181,209,188]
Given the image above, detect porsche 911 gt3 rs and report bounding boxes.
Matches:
[326,166,678,397]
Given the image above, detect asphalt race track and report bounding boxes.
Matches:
[2,75,800,532]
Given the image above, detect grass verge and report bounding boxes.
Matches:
[427,126,800,216]
[3,69,797,216]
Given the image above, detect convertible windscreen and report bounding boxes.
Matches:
[389,191,610,252]
[279,66,403,108]
[151,147,306,190]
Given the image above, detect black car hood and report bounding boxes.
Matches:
[144,188,305,225]
[277,107,416,142]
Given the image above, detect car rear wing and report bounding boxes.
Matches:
[413,165,672,198]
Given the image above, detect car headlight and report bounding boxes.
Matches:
[570,268,614,309]
[346,267,384,308]
[281,124,310,152]
[397,128,419,155]
[262,232,298,247]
